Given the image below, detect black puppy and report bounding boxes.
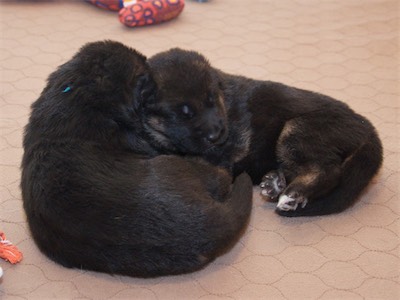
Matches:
[21,41,253,277]
[146,49,383,217]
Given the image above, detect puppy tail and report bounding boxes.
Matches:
[277,130,383,217]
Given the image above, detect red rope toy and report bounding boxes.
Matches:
[0,231,23,278]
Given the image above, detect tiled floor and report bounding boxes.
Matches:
[1,0,399,299]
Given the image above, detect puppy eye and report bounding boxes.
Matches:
[182,104,190,114]
[181,104,194,118]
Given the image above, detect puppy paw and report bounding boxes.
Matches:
[276,192,308,211]
[260,170,286,200]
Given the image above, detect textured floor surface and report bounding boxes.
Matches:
[0,0,399,299]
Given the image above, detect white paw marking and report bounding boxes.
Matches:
[277,195,297,211]
[277,195,308,211]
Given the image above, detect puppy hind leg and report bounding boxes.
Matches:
[276,165,341,215]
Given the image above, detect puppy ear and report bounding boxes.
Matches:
[133,73,157,110]
[211,69,225,91]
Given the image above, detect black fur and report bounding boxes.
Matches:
[147,48,383,217]
[21,41,253,277]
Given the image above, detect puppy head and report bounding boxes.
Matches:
[27,40,156,147]
[49,40,153,109]
[145,49,228,154]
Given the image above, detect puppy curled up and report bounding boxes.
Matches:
[147,49,383,217]
[21,41,253,277]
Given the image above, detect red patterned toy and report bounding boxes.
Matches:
[120,0,184,27]
[86,0,185,27]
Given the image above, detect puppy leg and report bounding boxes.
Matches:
[260,169,286,201]
[276,165,341,214]
[274,118,344,215]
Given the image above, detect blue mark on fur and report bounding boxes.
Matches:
[62,86,72,93]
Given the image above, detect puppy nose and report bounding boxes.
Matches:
[206,126,223,143]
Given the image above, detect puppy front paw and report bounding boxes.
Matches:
[276,192,308,212]
[260,170,286,201]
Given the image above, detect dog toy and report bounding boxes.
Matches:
[86,0,185,28]
[0,231,23,265]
